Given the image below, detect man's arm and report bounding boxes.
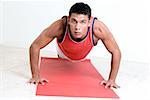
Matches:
[29,18,65,85]
[93,20,121,88]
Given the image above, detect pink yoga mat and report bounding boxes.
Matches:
[36,57,119,98]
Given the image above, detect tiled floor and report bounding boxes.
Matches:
[0,45,150,100]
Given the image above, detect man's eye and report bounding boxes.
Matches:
[71,20,77,24]
[81,21,86,24]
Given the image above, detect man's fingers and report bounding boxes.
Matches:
[106,83,120,89]
[100,80,106,85]
[28,78,49,85]
[105,82,111,88]
[33,81,38,85]
[100,80,120,89]
[28,79,39,85]
[39,79,49,85]
[113,84,120,88]
[42,79,49,83]
[28,79,35,84]
[28,80,32,84]
[110,84,115,89]
[39,81,45,85]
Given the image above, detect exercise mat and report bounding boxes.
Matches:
[36,57,119,98]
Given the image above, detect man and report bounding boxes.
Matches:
[29,2,121,89]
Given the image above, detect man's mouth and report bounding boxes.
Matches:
[74,32,82,38]
[75,32,81,34]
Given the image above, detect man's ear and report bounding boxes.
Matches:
[88,22,90,27]
[67,16,70,24]
[88,19,91,27]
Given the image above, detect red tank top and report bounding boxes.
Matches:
[57,17,96,60]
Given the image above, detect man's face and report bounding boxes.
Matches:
[68,13,90,39]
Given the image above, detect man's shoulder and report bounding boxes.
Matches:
[47,16,67,39]
[92,18,111,40]
[46,17,66,36]
[93,19,109,33]
[93,19,103,28]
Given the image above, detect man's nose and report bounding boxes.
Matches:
[75,23,80,30]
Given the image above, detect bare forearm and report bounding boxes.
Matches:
[108,50,121,81]
[29,44,40,78]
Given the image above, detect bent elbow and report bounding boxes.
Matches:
[115,49,121,59]
[110,48,121,59]
[29,43,40,52]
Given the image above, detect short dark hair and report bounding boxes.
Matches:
[69,2,91,19]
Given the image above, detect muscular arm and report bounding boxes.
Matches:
[93,20,121,88]
[29,18,65,84]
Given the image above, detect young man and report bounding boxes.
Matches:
[29,2,121,89]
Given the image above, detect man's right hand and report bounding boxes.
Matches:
[28,77,48,85]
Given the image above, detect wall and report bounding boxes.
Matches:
[0,1,3,44]
[1,0,150,63]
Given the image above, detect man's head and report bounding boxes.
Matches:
[68,2,92,40]
[69,2,91,20]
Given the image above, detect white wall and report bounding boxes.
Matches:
[2,0,66,47]
[0,1,3,44]
[1,0,150,63]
